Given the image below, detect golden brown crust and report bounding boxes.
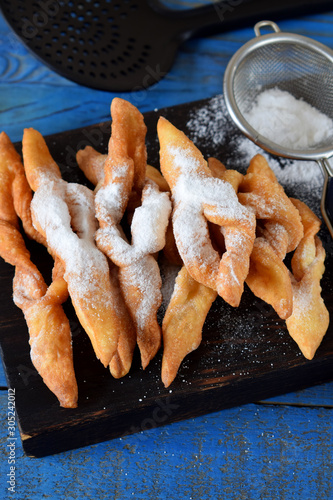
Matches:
[22,128,132,369]
[0,132,77,408]
[157,116,256,307]
[286,199,329,359]
[246,237,293,319]
[0,97,328,400]
[237,154,304,319]
[162,266,217,387]
[14,264,78,408]
[76,146,106,186]
[108,97,147,194]
[95,99,171,371]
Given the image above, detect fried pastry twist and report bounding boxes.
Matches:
[161,158,247,387]
[77,145,176,267]
[94,99,172,369]
[0,132,78,408]
[286,198,329,359]
[76,145,106,188]
[22,127,133,369]
[76,114,171,374]
[157,117,256,307]
[76,146,169,194]
[238,155,304,319]
[237,155,328,356]
[161,265,217,387]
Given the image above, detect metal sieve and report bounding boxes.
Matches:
[223,20,333,238]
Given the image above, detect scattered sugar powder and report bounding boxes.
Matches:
[169,145,252,223]
[235,135,323,212]
[186,94,230,147]
[95,176,172,331]
[244,87,333,150]
[162,142,257,292]
[66,183,98,239]
[159,258,181,311]
[173,203,220,273]
[95,162,131,223]
[13,270,45,307]
[186,94,325,214]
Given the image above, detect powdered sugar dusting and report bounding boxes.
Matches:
[168,145,252,224]
[95,162,131,224]
[290,281,313,321]
[186,94,325,215]
[236,137,323,189]
[159,129,256,300]
[131,180,171,255]
[173,204,219,272]
[31,178,115,309]
[95,173,172,350]
[96,180,171,267]
[120,255,162,331]
[66,183,98,240]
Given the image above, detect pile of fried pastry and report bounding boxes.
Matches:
[0,98,329,408]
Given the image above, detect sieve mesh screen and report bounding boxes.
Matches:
[233,41,333,134]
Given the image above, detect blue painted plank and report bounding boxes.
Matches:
[1,12,333,142]
[0,5,333,494]
[0,6,332,404]
[0,391,331,499]
[0,359,6,387]
[262,382,333,407]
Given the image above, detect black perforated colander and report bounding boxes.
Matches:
[1,0,332,91]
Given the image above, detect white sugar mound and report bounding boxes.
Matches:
[244,87,333,150]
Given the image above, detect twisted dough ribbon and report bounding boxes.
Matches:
[160,155,247,387]
[157,117,256,307]
[238,155,304,319]
[237,155,329,357]
[0,132,78,408]
[161,265,217,387]
[94,99,172,369]
[286,198,329,359]
[22,127,133,369]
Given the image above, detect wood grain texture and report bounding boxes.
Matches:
[1,10,333,141]
[0,1,332,497]
[0,96,332,458]
[0,391,332,500]
[263,381,333,407]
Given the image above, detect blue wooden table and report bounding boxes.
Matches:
[0,2,332,499]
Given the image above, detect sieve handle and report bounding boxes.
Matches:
[254,20,281,37]
[318,159,333,239]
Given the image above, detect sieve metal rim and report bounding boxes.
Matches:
[223,22,333,161]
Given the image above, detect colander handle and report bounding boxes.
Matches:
[318,159,333,239]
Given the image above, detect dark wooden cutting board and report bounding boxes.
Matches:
[1,96,332,457]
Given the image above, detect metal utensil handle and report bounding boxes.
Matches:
[254,20,281,37]
[318,159,333,238]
